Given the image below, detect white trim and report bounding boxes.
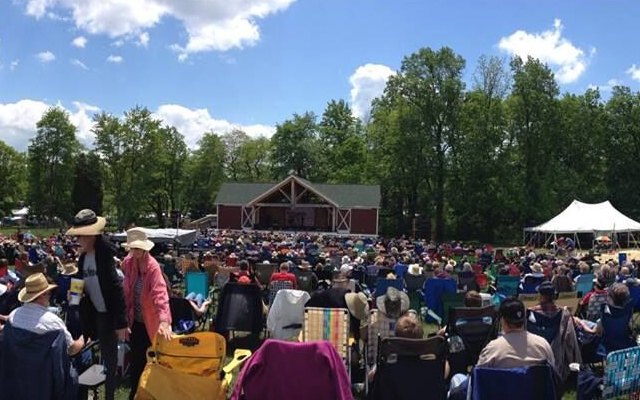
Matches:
[245,175,340,208]
[337,209,351,233]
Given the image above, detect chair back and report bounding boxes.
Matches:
[626,281,640,311]
[496,276,520,297]
[599,302,636,354]
[214,283,263,335]
[404,274,426,292]
[575,274,595,297]
[254,263,276,286]
[268,280,293,307]
[293,269,315,293]
[458,274,480,292]
[521,276,545,294]
[602,345,640,398]
[367,309,396,366]
[448,306,497,366]
[470,363,559,400]
[169,297,196,334]
[424,278,456,324]
[526,309,562,344]
[372,336,447,400]
[441,292,465,325]
[302,307,351,371]
[185,272,209,299]
[586,292,608,321]
[374,278,404,300]
[266,289,310,340]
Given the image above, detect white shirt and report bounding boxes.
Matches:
[8,302,74,349]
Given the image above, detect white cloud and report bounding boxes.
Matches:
[106,54,123,63]
[21,0,296,59]
[349,63,395,121]
[36,51,55,63]
[70,58,88,69]
[71,35,87,48]
[627,64,640,83]
[137,32,149,47]
[111,39,124,47]
[154,104,275,148]
[587,78,621,92]
[0,100,99,151]
[498,19,592,84]
[10,60,19,70]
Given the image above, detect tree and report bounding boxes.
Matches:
[184,132,226,218]
[72,152,104,214]
[239,137,271,181]
[0,141,27,217]
[270,112,323,180]
[27,107,81,222]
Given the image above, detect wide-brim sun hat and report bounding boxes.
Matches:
[376,287,410,319]
[123,227,154,251]
[345,292,369,321]
[61,262,78,276]
[66,209,106,236]
[18,272,57,303]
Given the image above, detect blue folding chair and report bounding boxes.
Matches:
[496,276,520,297]
[625,280,640,312]
[470,363,559,400]
[424,278,456,324]
[575,274,595,297]
[185,271,209,299]
[520,276,545,294]
[602,346,640,399]
[526,309,562,344]
[598,302,636,356]
[374,278,404,300]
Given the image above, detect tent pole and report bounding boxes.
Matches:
[575,232,581,250]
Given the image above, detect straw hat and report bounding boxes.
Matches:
[299,260,312,270]
[66,209,106,236]
[60,262,78,276]
[18,273,57,303]
[407,264,423,276]
[345,292,369,321]
[376,287,410,319]
[124,228,154,251]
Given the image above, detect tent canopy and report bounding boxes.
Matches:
[111,228,197,246]
[525,200,640,233]
[11,207,28,216]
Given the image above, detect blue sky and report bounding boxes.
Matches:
[1,0,639,151]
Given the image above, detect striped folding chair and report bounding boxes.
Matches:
[602,345,640,398]
[302,307,351,377]
[365,309,396,394]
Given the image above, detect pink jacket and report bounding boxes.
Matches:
[122,253,171,341]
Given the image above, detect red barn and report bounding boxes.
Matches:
[215,175,380,236]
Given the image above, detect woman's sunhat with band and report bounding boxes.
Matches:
[124,228,154,251]
[66,209,106,236]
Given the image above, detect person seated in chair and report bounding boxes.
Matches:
[580,274,608,307]
[6,273,84,355]
[269,262,297,289]
[573,283,630,335]
[437,291,485,336]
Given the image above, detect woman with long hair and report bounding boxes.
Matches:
[121,228,172,400]
[66,209,128,400]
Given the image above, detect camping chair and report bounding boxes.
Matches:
[597,302,636,356]
[468,363,559,400]
[371,336,448,400]
[266,289,310,340]
[496,276,520,297]
[268,280,293,308]
[601,345,640,399]
[441,292,465,326]
[576,274,595,297]
[169,297,197,334]
[521,276,546,294]
[229,340,351,400]
[526,309,563,344]
[214,283,264,346]
[293,269,316,293]
[424,278,456,324]
[302,307,351,377]
[135,332,250,400]
[458,274,480,292]
[475,273,489,290]
[446,306,497,373]
[373,278,403,300]
[585,292,608,322]
[163,261,181,284]
[366,309,396,380]
[185,271,211,326]
[254,262,276,287]
[181,258,199,275]
[626,280,640,312]
[404,274,426,314]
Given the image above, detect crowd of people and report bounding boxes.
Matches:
[0,214,639,399]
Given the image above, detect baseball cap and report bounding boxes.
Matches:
[499,297,526,324]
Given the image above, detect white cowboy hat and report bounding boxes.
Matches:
[376,287,410,319]
[407,264,423,276]
[345,292,369,321]
[18,273,57,303]
[66,209,106,236]
[123,228,154,251]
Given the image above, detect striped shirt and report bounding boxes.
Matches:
[8,303,74,349]
[134,277,144,322]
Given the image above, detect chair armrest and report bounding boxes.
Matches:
[222,349,252,388]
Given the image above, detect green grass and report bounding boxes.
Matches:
[0,227,61,238]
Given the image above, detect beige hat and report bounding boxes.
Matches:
[61,262,78,276]
[66,209,106,236]
[124,228,154,251]
[18,273,57,303]
[345,292,369,321]
[407,264,423,276]
[376,287,410,319]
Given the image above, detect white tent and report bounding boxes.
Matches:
[525,200,640,233]
[111,228,197,246]
[11,207,29,217]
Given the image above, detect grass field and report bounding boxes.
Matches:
[0,227,61,238]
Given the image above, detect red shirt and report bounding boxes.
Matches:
[270,272,297,289]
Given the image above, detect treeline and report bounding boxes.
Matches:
[2,46,640,242]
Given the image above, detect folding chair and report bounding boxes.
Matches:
[447,305,498,367]
[135,332,250,400]
[268,280,293,308]
[372,336,448,400]
[469,363,559,400]
[598,302,636,356]
[585,292,608,322]
[424,278,456,324]
[169,297,197,334]
[626,281,640,312]
[214,283,264,347]
[266,289,310,340]
[576,274,595,297]
[526,309,562,344]
[293,269,316,293]
[441,292,465,326]
[366,309,396,379]
[254,263,276,287]
[302,307,351,377]
[496,276,520,297]
[521,276,545,294]
[601,345,640,399]
[185,272,209,299]
[373,278,403,300]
